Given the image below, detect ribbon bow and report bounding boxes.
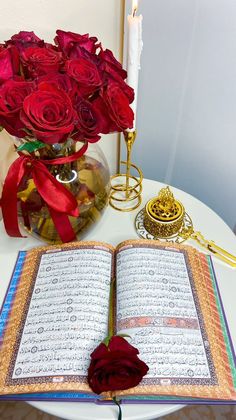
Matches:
[1,142,88,243]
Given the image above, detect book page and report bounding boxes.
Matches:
[116,243,211,381]
[115,240,236,400]
[0,242,113,394]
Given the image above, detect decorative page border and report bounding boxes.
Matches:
[116,239,236,400]
[123,255,236,403]
[0,251,26,340]
[0,241,114,395]
[206,256,236,386]
[116,241,216,386]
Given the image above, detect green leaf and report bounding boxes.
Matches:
[17,141,46,153]
[0,126,4,132]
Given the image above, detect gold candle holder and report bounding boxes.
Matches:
[109,130,143,212]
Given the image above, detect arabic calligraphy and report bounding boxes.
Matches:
[12,248,112,380]
[116,246,211,381]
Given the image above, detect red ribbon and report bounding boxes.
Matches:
[1,142,88,243]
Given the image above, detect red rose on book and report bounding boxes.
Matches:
[0,79,35,137]
[21,47,63,78]
[20,83,76,144]
[88,336,149,395]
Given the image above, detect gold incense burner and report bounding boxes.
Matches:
[144,187,185,238]
[135,186,236,267]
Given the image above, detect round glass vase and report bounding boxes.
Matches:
[16,139,111,244]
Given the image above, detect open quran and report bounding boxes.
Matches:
[0,239,235,403]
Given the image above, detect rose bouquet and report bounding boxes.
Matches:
[0,30,134,243]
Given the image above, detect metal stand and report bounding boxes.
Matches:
[109,131,143,212]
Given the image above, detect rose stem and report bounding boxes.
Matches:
[112,397,122,420]
[108,276,115,338]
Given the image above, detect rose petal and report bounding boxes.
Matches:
[108,336,139,355]
[20,84,76,144]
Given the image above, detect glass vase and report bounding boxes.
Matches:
[16,139,110,244]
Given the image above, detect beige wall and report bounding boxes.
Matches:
[0,0,123,182]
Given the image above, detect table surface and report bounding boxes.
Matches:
[0,178,236,420]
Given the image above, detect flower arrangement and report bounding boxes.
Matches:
[0,30,134,144]
[0,30,134,243]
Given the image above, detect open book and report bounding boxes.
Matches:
[0,239,235,404]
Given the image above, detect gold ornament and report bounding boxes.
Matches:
[136,186,236,267]
[144,186,185,238]
[109,131,143,212]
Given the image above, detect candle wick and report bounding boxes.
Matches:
[133,7,137,17]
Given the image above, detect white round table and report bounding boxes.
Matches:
[1,178,236,420]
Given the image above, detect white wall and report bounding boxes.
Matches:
[124,0,236,230]
[0,0,122,174]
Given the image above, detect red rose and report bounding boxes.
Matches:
[6,31,44,52]
[36,72,74,93]
[65,58,102,96]
[106,73,134,104]
[88,336,149,394]
[0,46,19,83]
[104,81,134,130]
[99,49,134,103]
[100,81,134,132]
[73,97,102,143]
[20,83,76,144]
[91,96,117,134]
[99,49,127,80]
[55,30,99,59]
[0,79,35,137]
[21,47,63,78]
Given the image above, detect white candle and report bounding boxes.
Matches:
[127,0,143,131]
